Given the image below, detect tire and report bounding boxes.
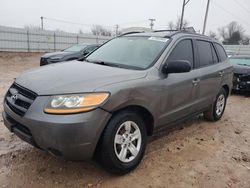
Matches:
[204,88,227,121]
[96,110,147,174]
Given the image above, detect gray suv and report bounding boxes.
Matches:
[3,30,233,174]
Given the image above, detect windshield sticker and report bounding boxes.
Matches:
[148,37,169,43]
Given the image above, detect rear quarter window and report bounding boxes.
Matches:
[215,43,228,62]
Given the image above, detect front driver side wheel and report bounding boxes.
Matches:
[96,110,147,174]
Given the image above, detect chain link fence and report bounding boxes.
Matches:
[1,25,250,55]
[0,25,111,52]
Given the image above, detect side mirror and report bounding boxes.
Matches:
[162,60,191,74]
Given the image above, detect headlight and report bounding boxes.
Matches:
[44,93,110,114]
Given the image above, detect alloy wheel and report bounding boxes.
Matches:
[114,121,142,163]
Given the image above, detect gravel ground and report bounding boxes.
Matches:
[0,52,250,188]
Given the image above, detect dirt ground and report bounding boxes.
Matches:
[0,52,249,188]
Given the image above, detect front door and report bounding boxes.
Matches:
[158,39,200,126]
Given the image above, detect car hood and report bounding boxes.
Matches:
[15,61,147,95]
[41,51,76,58]
[233,64,250,74]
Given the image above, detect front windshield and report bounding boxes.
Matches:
[86,36,169,69]
[64,44,87,52]
[229,57,250,66]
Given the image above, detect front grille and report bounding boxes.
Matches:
[5,83,37,116]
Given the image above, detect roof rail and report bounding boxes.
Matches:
[118,27,196,37]
[118,31,145,37]
[182,27,196,33]
[153,27,196,33]
[153,29,178,33]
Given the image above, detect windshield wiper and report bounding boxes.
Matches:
[85,59,120,67]
[84,59,144,70]
[238,63,250,67]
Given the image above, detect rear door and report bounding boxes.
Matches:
[193,39,223,111]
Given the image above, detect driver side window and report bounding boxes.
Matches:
[167,39,194,68]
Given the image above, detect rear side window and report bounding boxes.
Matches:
[167,39,194,67]
[215,43,227,62]
[197,40,213,67]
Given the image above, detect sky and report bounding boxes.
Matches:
[0,0,250,35]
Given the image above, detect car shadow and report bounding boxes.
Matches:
[151,114,204,138]
[231,90,250,97]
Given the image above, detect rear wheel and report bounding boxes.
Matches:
[204,88,227,121]
[97,110,147,174]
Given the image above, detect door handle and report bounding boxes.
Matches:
[192,78,200,86]
[219,71,224,77]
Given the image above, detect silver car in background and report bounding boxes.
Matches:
[40,43,99,66]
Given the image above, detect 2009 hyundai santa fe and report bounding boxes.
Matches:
[3,30,233,174]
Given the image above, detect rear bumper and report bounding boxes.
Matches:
[3,97,112,160]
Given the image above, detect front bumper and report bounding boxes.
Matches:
[233,74,250,92]
[3,96,112,160]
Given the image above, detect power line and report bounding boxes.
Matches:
[43,17,149,29]
[232,0,250,15]
[211,0,250,28]
[118,20,148,26]
[43,17,113,28]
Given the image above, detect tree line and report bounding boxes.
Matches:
[90,18,249,45]
[166,17,249,45]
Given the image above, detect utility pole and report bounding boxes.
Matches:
[40,16,44,30]
[180,0,191,30]
[115,24,119,36]
[149,18,156,30]
[202,0,210,35]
